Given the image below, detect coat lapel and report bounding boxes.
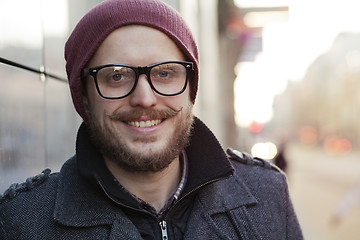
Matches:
[53,157,143,239]
[184,173,263,240]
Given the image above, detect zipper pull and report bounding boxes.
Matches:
[159,220,168,240]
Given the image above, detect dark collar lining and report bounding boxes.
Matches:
[183,117,234,196]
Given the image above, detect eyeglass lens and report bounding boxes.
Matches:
[95,62,187,98]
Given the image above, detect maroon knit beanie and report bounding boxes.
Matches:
[65,0,199,120]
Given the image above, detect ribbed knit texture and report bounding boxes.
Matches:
[65,0,199,120]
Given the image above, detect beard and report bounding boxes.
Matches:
[86,104,194,173]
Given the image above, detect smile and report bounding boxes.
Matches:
[127,119,162,128]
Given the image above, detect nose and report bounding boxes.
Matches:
[129,74,157,107]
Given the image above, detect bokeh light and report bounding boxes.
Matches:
[251,142,278,160]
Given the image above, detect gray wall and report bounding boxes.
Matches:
[0,0,102,193]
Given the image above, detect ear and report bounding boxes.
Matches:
[81,78,91,120]
[82,88,90,110]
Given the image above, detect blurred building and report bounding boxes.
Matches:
[271,32,360,152]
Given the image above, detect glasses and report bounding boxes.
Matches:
[82,61,194,99]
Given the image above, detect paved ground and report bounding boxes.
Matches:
[286,143,360,240]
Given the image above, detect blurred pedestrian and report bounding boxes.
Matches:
[274,144,288,173]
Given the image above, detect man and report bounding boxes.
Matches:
[0,0,303,239]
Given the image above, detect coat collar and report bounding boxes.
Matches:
[182,117,235,196]
[53,117,257,230]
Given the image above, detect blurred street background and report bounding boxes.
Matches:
[288,143,360,240]
[1,0,360,239]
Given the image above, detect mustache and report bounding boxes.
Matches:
[107,107,183,122]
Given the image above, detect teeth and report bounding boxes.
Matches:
[128,120,162,128]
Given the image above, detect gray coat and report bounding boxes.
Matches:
[0,119,303,239]
[0,157,303,239]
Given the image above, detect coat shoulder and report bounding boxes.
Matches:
[226,148,282,173]
[0,157,77,205]
[0,168,55,203]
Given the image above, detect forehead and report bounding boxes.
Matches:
[88,25,185,67]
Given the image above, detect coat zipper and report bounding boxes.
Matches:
[97,173,233,238]
[159,220,168,240]
[97,179,149,214]
[172,173,233,207]
[158,173,233,237]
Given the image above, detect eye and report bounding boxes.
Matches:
[157,71,169,78]
[112,72,122,81]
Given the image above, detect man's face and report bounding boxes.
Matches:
[84,25,194,172]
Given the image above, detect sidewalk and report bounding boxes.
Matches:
[287,143,360,240]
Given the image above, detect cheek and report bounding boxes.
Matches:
[86,91,126,119]
[85,82,108,116]
[171,88,191,109]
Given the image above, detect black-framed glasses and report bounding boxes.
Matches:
[82,61,194,99]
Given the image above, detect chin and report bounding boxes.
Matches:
[129,140,169,157]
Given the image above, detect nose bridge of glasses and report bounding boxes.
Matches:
[135,66,150,77]
[135,66,152,84]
